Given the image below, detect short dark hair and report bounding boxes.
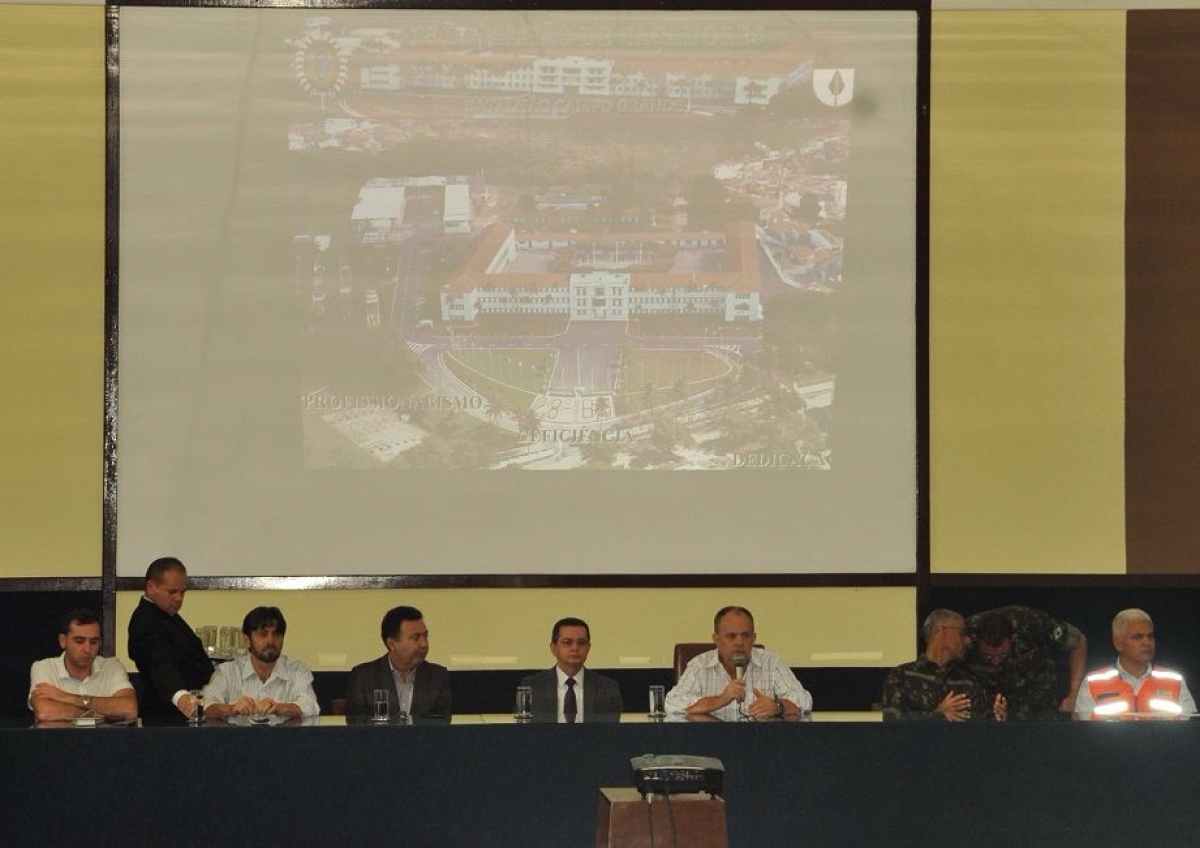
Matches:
[975,611,1014,647]
[145,556,186,588]
[59,608,101,635]
[552,617,590,642]
[242,606,287,636]
[714,606,754,632]
[381,606,423,643]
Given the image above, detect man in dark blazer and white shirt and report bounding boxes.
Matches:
[345,605,452,719]
[127,557,215,719]
[520,617,624,722]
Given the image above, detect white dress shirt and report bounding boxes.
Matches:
[28,654,133,708]
[389,659,417,716]
[664,646,812,721]
[555,666,587,723]
[203,653,320,716]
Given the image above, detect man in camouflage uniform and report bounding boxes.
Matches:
[965,605,1087,720]
[882,609,1006,722]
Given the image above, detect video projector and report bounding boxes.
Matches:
[630,754,724,797]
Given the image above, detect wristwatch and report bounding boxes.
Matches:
[774,699,784,718]
[81,696,92,711]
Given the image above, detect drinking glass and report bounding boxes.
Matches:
[372,689,390,723]
[188,689,205,724]
[196,625,218,656]
[218,626,240,659]
[514,685,533,720]
[648,685,666,719]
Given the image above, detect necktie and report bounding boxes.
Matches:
[564,677,578,723]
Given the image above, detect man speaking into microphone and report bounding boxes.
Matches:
[664,606,812,721]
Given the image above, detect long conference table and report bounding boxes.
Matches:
[7,712,1200,846]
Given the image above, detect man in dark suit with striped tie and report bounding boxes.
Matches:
[520,617,624,723]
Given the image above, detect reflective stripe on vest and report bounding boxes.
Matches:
[1085,666,1183,717]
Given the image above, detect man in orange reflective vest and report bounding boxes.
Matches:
[1075,608,1196,719]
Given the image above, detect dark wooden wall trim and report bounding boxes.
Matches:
[1125,10,1200,574]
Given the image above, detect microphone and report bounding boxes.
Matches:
[732,651,747,682]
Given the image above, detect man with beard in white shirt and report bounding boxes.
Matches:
[203,606,319,719]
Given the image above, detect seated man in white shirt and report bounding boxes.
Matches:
[664,605,812,721]
[202,606,320,719]
[1074,608,1197,719]
[29,609,138,721]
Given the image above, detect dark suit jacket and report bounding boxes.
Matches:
[127,597,215,718]
[520,667,624,722]
[345,655,452,718]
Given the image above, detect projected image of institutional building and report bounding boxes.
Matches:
[291,12,850,471]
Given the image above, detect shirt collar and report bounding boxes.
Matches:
[1115,658,1154,683]
[701,647,758,669]
[239,653,287,683]
[54,652,94,683]
[141,595,180,619]
[556,666,585,687]
[388,657,417,681]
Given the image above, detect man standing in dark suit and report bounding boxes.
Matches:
[127,557,215,719]
[520,617,624,722]
[345,605,452,719]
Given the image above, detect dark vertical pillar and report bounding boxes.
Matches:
[1125,11,1200,573]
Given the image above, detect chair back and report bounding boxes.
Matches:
[672,643,712,682]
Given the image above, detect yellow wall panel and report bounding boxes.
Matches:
[117,586,915,673]
[0,5,104,577]
[930,11,1126,574]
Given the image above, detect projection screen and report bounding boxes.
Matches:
[115,6,919,577]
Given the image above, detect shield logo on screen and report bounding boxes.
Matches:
[293,31,350,108]
[813,69,855,107]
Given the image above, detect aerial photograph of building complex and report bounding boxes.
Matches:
[291,11,850,471]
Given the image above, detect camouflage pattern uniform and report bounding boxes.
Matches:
[965,605,1083,721]
[881,658,995,722]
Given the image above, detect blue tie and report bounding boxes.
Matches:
[564,677,578,723]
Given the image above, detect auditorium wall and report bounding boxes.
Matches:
[3,2,1197,701]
